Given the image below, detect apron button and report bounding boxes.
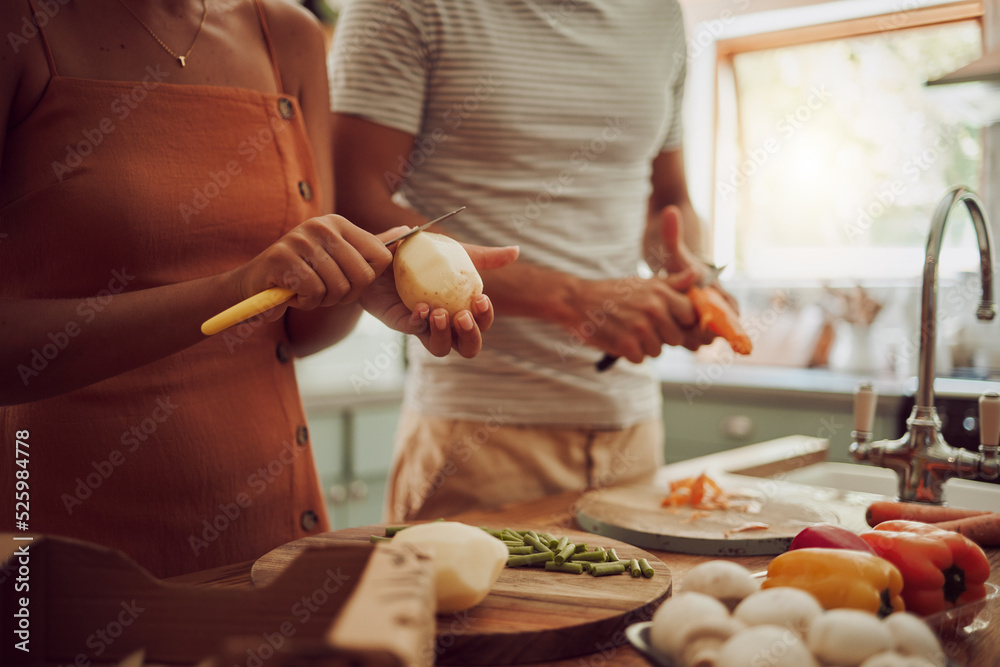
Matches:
[300,509,319,531]
[298,180,314,201]
[278,97,295,119]
[296,424,309,445]
[275,342,292,363]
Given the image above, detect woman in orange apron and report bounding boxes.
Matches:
[0,0,515,577]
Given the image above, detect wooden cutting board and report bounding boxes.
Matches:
[575,473,841,556]
[252,524,672,665]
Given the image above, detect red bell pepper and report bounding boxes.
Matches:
[860,519,991,615]
[789,523,876,554]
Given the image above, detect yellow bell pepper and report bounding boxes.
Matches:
[762,547,905,617]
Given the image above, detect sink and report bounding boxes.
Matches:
[780,462,1000,511]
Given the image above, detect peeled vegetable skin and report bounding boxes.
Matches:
[393,232,483,316]
[391,521,507,614]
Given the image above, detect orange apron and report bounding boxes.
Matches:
[0,0,330,577]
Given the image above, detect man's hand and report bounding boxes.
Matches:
[659,205,739,312]
[562,269,715,363]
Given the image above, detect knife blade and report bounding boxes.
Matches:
[200,207,467,336]
[594,262,726,372]
[382,206,466,246]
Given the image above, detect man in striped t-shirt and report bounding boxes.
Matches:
[329,0,727,521]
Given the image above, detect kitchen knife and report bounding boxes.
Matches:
[594,262,725,372]
[381,206,465,246]
[200,207,466,336]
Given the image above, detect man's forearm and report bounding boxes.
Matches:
[478,260,582,326]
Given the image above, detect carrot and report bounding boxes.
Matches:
[865,500,990,527]
[688,285,753,355]
[930,513,1000,547]
[688,473,708,506]
[661,472,731,511]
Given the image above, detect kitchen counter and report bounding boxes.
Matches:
[654,356,1000,404]
[176,437,1000,667]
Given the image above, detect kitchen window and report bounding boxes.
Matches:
[697,1,990,283]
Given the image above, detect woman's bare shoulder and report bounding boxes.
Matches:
[1,0,48,128]
[1,2,32,75]
[256,0,328,96]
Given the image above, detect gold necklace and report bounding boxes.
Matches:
[116,0,209,67]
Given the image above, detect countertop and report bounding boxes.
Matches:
[653,355,1000,406]
[175,437,1000,667]
[297,355,1000,413]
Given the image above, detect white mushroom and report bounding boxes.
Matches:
[882,613,946,667]
[808,609,894,666]
[679,618,746,667]
[649,591,735,661]
[716,624,819,667]
[732,586,824,638]
[681,560,761,610]
[859,652,940,667]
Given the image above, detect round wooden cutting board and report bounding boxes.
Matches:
[252,524,672,665]
[576,475,841,556]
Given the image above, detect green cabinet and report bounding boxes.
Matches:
[303,395,402,529]
[660,382,901,465]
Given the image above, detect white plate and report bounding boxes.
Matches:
[624,622,673,667]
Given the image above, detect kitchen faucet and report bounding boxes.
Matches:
[850,186,1000,504]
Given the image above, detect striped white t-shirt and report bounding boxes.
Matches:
[329,0,687,427]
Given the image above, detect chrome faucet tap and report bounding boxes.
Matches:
[850,186,1000,504]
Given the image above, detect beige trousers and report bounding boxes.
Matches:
[383,409,664,522]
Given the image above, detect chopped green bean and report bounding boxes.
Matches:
[369,535,393,543]
[570,548,608,563]
[476,526,657,581]
[544,561,585,574]
[507,551,555,567]
[554,542,576,565]
[589,561,627,577]
[523,533,552,553]
[501,528,523,542]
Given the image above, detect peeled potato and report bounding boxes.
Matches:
[391,521,507,614]
[393,232,483,315]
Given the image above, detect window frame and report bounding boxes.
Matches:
[681,0,998,283]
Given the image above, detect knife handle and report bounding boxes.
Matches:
[595,354,619,372]
[201,287,296,336]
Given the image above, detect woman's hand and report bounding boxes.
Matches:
[230,214,394,321]
[360,239,519,358]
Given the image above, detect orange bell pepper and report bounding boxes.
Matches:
[762,547,905,617]
[860,520,991,615]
